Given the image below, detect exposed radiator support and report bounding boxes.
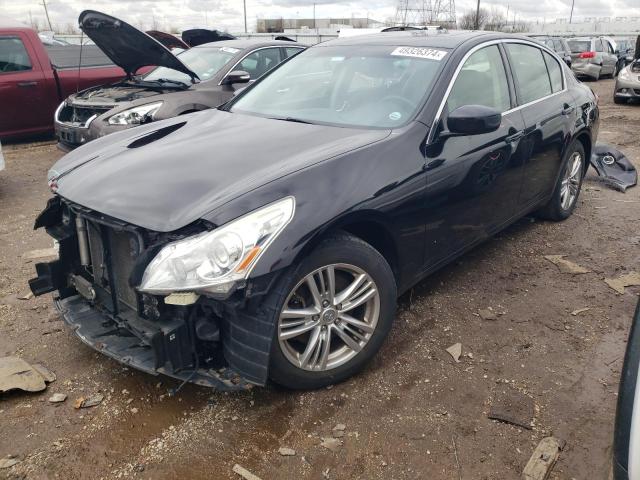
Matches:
[75,216,90,266]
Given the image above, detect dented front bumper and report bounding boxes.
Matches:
[56,295,252,390]
[29,197,279,389]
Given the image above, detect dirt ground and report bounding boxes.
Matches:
[0,78,639,480]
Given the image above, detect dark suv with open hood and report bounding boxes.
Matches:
[54,11,303,151]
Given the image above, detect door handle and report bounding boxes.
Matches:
[561,104,575,116]
[17,81,37,87]
[505,131,523,143]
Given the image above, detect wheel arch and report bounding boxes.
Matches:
[573,129,592,174]
[292,212,401,286]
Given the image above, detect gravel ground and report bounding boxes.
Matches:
[0,79,639,480]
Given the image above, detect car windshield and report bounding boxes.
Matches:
[143,45,239,83]
[568,40,591,53]
[229,45,448,129]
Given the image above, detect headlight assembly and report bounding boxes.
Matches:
[108,102,163,125]
[139,197,295,296]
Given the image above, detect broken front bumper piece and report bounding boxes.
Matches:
[590,142,637,193]
[56,295,252,391]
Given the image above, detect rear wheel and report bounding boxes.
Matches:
[537,141,585,221]
[268,233,397,389]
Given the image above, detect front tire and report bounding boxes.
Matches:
[268,232,397,389]
[537,140,586,221]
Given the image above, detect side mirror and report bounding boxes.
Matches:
[222,70,251,85]
[447,105,502,136]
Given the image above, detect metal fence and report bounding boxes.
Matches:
[54,32,339,46]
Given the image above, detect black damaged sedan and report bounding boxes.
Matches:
[30,30,599,390]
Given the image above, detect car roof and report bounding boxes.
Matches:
[318,30,530,49]
[194,38,303,49]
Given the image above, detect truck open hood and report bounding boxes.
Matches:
[79,10,197,80]
[49,111,391,232]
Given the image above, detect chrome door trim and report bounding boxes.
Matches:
[428,38,568,144]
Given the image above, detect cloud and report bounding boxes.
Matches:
[4,0,639,32]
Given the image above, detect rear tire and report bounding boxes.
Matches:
[536,141,586,221]
[268,232,397,389]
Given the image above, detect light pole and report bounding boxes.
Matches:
[569,0,575,24]
[474,0,481,30]
[243,0,247,33]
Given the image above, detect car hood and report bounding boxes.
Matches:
[50,111,391,232]
[79,10,197,80]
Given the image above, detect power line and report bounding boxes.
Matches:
[41,0,53,30]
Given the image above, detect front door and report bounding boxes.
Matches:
[0,33,48,137]
[422,44,527,269]
[504,43,576,207]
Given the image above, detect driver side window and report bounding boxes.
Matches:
[446,45,511,115]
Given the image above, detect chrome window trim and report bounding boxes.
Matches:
[218,45,297,86]
[428,38,568,144]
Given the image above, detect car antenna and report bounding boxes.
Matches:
[76,29,84,93]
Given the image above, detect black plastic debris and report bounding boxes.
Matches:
[589,143,637,192]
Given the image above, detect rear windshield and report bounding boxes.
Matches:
[143,46,238,83]
[230,44,448,129]
[568,41,591,53]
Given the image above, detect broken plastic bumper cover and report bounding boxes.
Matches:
[55,295,253,391]
[590,142,637,193]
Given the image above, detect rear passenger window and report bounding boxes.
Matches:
[237,48,282,79]
[543,52,563,92]
[595,39,604,52]
[0,37,32,73]
[285,47,303,58]
[505,44,552,105]
[447,45,511,114]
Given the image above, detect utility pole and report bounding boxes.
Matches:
[569,0,575,23]
[243,0,248,33]
[474,0,480,30]
[41,0,53,31]
[313,3,316,32]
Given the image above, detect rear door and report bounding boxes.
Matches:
[504,42,577,208]
[603,38,618,73]
[422,43,527,266]
[0,33,49,137]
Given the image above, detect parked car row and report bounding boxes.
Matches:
[54,11,304,150]
[0,12,302,146]
[0,17,125,140]
[532,34,637,82]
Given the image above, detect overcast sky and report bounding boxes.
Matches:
[2,0,639,33]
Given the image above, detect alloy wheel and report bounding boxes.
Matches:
[559,152,582,210]
[277,263,380,372]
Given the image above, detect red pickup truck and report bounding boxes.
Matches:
[0,19,126,140]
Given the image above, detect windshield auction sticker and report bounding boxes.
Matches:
[391,46,447,61]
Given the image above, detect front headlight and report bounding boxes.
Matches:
[108,102,163,125]
[139,197,295,295]
[618,67,631,80]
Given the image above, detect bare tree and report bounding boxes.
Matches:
[458,8,489,30]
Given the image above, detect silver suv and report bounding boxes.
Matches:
[568,36,619,80]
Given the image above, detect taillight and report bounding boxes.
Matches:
[579,51,596,59]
